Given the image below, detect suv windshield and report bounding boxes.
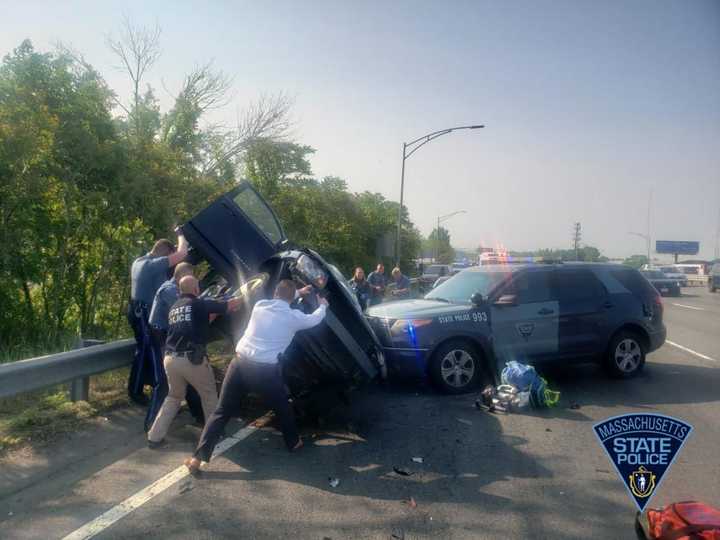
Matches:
[426,270,510,303]
[232,186,284,245]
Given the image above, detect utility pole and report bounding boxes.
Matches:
[573,222,582,260]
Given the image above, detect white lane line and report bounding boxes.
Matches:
[62,415,268,540]
[666,340,717,363]
[671,303,705,311]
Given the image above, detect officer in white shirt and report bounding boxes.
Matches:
[185,279,326,473]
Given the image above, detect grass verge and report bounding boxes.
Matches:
[0,345,235,456]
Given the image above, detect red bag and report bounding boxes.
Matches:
[637,501,720,540]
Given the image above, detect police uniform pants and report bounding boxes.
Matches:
[194,356,299,462]
[127,302,158,401]
[147,354,219,443]
[145,330,206,432]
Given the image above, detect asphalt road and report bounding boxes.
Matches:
[1,288,718,539]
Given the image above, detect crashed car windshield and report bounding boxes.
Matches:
[425,269,510,303]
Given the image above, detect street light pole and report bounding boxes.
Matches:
[629,232,651,264]
[395,125,484,266]
[436,210,467,263]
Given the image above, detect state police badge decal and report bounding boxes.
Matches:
[593,413,692,511]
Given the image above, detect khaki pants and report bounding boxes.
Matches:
[147,354,218,443]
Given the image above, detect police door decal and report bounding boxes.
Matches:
[593,413,693,511]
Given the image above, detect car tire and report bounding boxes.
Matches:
[429,339,485,394]
[605,330,646,379]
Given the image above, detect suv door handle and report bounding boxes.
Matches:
[537,308,554,315]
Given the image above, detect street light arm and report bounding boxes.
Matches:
[404,130,453,160]
[405,125,484,148]
[438,210,467,222]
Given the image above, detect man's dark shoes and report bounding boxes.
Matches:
[147,439,165,450]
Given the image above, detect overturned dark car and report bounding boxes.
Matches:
[180,182,386,414]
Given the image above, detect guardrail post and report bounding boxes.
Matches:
[69,338,105,402]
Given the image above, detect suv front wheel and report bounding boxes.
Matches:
[430,340,484,394]
[605,330,646,378]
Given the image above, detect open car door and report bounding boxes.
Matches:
[181,182,286,286]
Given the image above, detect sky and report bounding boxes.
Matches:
[2,0,719,259]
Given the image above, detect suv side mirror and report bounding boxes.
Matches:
[494,294,517,307]
[470,292,485,306]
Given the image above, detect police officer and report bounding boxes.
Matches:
[145,262,204,431]
[389,267,411,299]
[127,234,188,405]
[367,263,387,306]
[349,267,371,311]
[184,280,324,474]
[147,275,242,447]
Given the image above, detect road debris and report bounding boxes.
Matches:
[178,479,194,494]
[412,457,424,464]
[404,497,417,509]
[456,418,473,426]
[570,402,581,410]
[328,477,340,488]
[391,529,405,539]
[393,466,413,476]
[545,428,552,432]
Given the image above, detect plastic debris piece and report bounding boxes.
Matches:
[328,477,340,488]
[178,479,194,494]
[412,457,424,464]
[405,497,417,509]
[457,418,472,426]
[393,466,412,476]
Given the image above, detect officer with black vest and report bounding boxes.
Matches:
[127,234,188,405]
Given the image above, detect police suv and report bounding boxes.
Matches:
[366,263,666,394]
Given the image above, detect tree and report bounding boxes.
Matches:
[106,15,161,140]
[427,227,454,264]
[623,255,649,269]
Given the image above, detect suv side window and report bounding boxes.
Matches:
[553,269,606,302]
[505,270,552,304]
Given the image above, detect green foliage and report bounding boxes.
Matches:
[509,246,609,262]
[426,227,455,264]
[245,141,421,275]
[0,39,424,357]
[623,254,649,269]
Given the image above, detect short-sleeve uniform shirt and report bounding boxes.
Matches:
[131,254,170,305]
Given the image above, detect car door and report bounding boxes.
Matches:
[552,268,609,359]
[181,182,287,285]
[490,269,559,364]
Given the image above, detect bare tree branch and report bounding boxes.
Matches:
[200,93,295,177]
[179,62,234,113]
[105,15,161,129]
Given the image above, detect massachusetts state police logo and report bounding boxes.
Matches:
[593,413,692,511]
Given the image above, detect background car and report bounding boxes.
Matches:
[420,264,452,290]
[366,263,666,394]
[181,182,386,413]
[640,269,682,297]
[643,264,687,287]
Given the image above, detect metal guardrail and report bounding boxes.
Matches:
[0,339,135,401]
